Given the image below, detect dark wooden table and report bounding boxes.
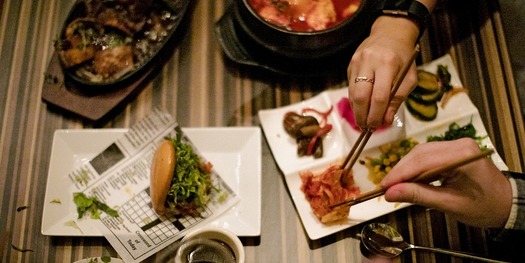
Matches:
[1,0,524,262]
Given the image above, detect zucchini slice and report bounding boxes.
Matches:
[415,70,441,94]
[406,97,438,121]
[408,89,442,104]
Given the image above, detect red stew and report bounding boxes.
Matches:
[247,0,361,32]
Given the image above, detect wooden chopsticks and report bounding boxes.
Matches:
[332,148,495,208]
[340,44,421,178]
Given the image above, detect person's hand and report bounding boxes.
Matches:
[347,16,420,130]
[380,138,512,228]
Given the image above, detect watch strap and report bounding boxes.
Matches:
[380,1,431,40]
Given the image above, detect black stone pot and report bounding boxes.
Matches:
[233,0,381,60]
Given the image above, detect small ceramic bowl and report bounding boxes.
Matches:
[175,226,245,263]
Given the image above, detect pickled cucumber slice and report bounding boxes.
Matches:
[414,70,441,94]
[408,88,442,104]
[406,97,438,121]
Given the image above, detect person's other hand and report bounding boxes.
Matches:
[347,16,419,130]
[380,138,512,228]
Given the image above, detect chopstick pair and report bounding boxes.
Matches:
[332,148,495,208]
[340,44,421,178]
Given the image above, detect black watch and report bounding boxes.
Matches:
[380,1,431,40]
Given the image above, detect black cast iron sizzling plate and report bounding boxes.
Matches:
[42,0,190,121]
[56,0,190,92]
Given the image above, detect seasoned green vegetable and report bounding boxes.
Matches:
[437,65,452,92]
[73,192,119,219]
[427,119,487,147]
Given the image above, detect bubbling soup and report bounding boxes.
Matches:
[247,0,361,32]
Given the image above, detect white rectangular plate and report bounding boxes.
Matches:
[259,54,507,240]
[41,127,262,237]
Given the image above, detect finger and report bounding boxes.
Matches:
[348,72,375,129]
[367,65,397,128]
[380,140,476,188]
[384,182,467,213]
[384,64,418,124]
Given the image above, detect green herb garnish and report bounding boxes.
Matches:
[73,192,119,219]
[16,206,29,212]
[217,190,229,202]
[74,169,90,186]
[87,256,112,263]
[106,33,132,48]
[64,220,84,234]
[11,244,33,253]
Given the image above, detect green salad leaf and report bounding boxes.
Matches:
[73,192,119,219]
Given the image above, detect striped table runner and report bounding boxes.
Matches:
[0,0,523,262]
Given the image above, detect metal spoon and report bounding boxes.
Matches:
[360,223,509,263]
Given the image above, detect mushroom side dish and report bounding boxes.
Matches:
[283,106,333,158]
[55,0,180,84]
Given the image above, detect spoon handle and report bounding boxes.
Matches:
[411,245,509,263]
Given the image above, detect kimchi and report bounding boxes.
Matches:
[300,165,360,223]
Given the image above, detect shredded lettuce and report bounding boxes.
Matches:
[165,134,213,215]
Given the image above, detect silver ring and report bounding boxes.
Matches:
[354,76,374,84]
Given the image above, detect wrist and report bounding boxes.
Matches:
[370,16,419,46]
[501,171,525,230]
[379,1,431,41]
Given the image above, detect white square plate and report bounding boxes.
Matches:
[259,54,507,240]
[41,127,262,237]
